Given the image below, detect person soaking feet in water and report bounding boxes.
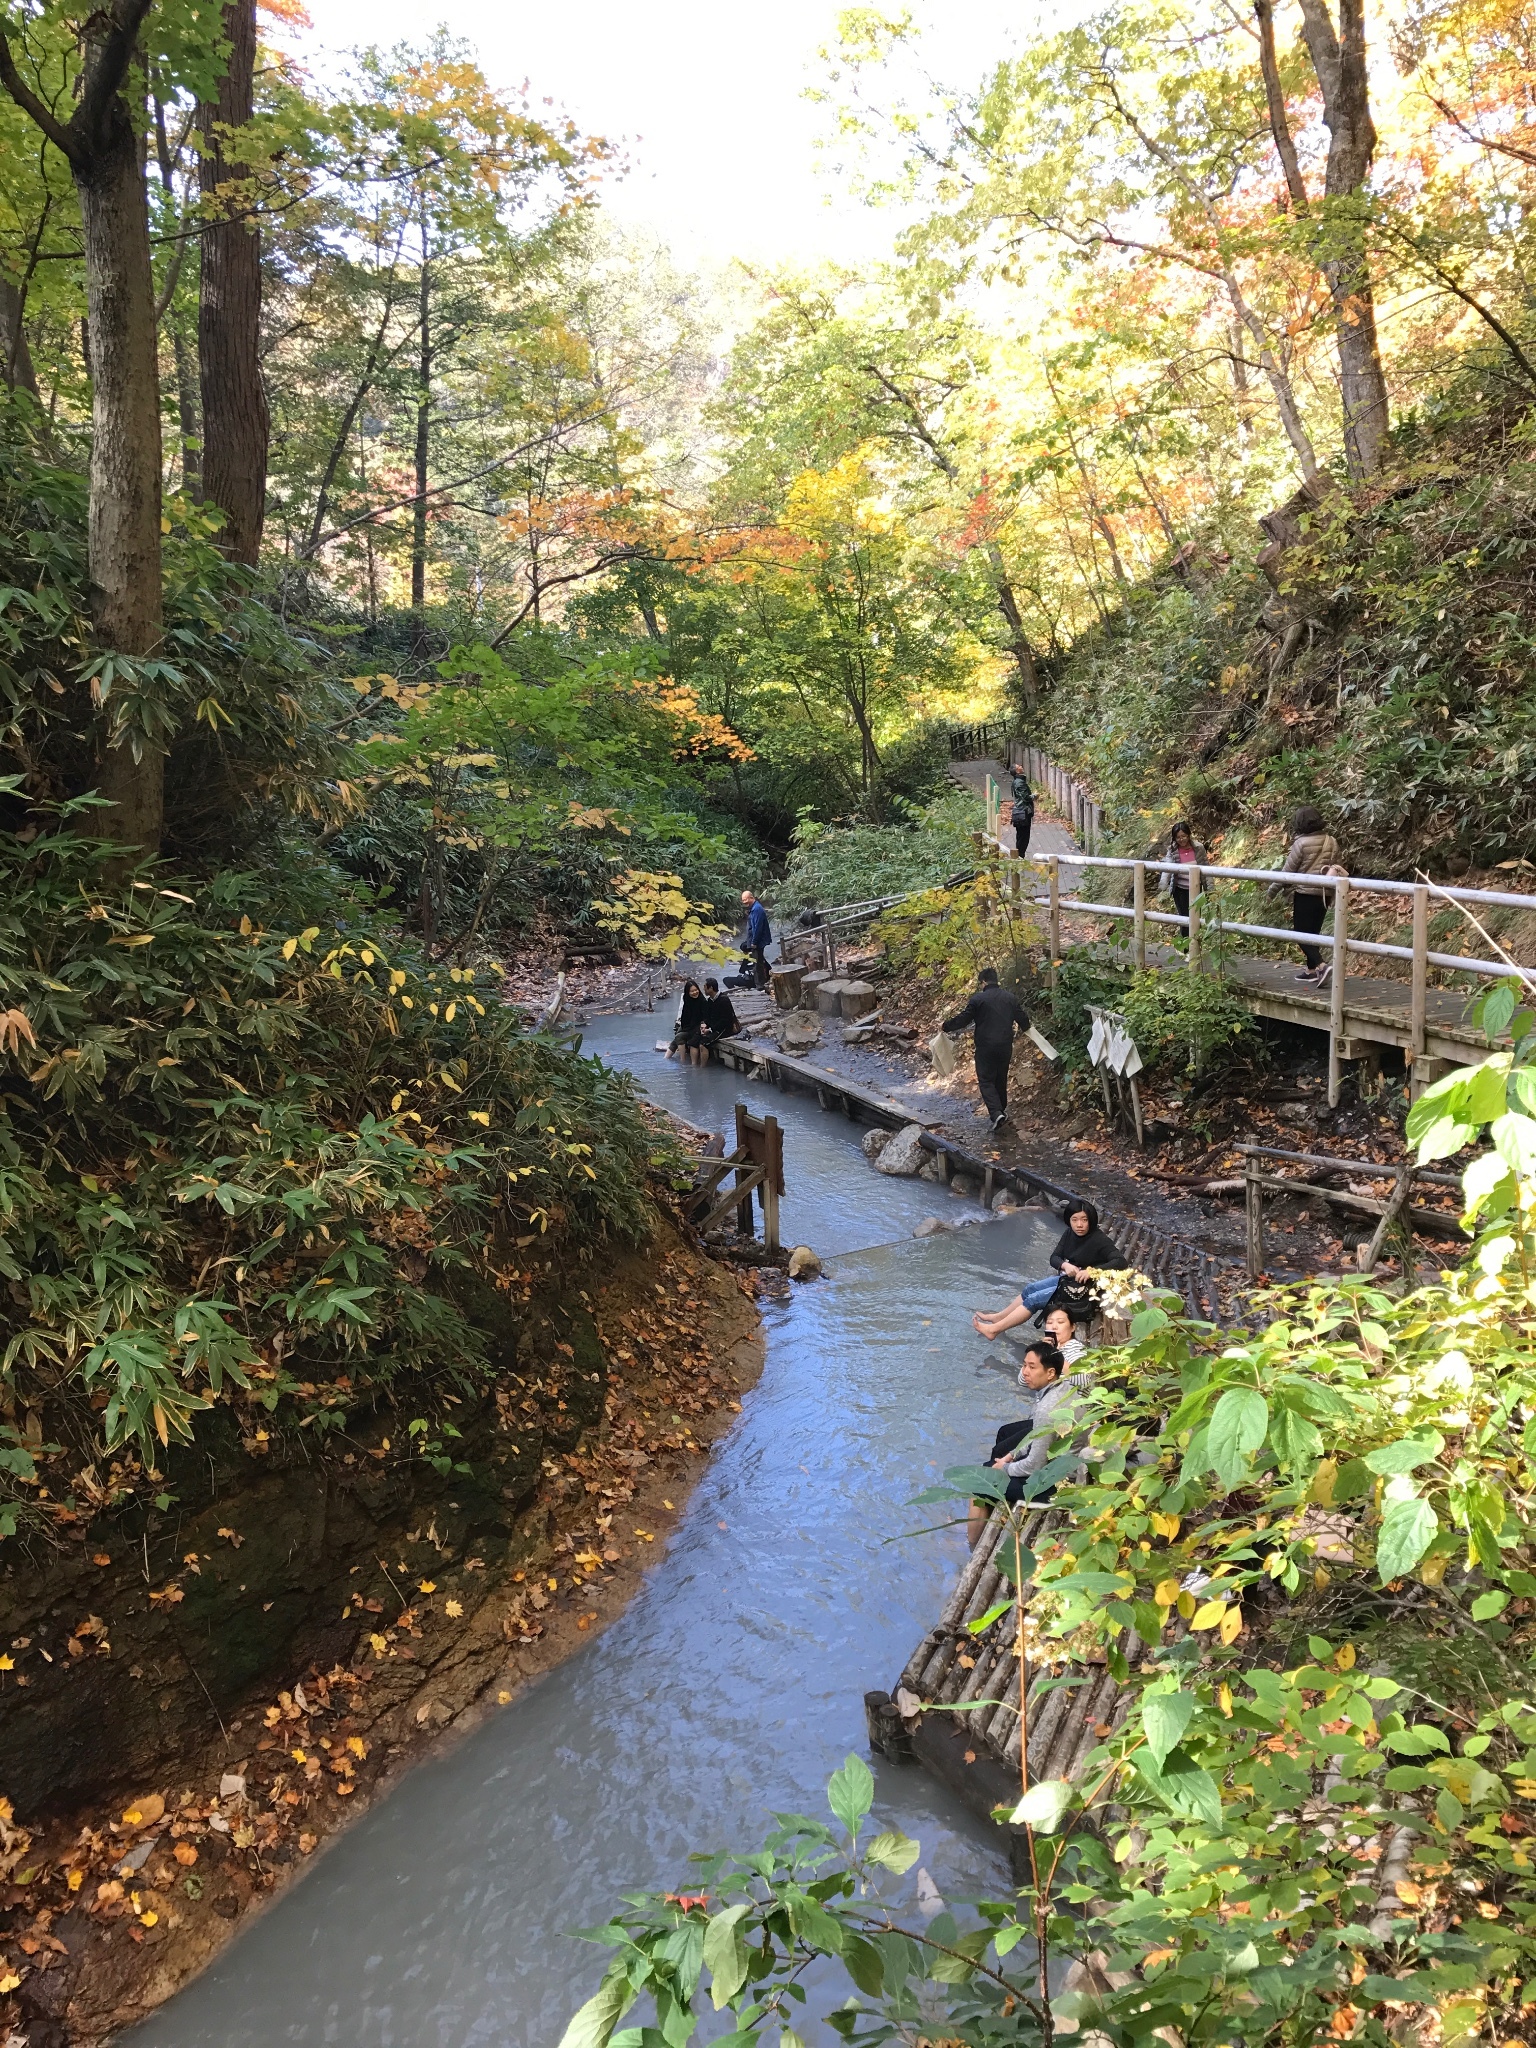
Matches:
[972,1200,1126,1339]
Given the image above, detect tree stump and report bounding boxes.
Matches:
[770,963,804,1010]
[839,980,878,1020]
[813,978,849,1016]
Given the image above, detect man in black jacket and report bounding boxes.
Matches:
[942,967,1030,1131]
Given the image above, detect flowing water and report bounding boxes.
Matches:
[129,1015,1062,2047]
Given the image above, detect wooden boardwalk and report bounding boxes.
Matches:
[1223,953,1492,1071]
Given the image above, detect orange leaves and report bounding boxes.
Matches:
[0,1009,35,1056]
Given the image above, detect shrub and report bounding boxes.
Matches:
[773,790,981,918]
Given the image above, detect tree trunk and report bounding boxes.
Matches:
[1297,0,1391,477]
[411,231,431,640]
[75,94,165,857]
[172,310,202,499]
[0,276,41,404]
[198,0,267,563]
[983,542,1041,709]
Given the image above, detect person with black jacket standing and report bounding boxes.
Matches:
[941,966,1031,1131]
[1007,764,1035,858]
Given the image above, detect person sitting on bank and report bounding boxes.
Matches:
[1041,1302,1089,1369]
[967,1343,1092,1546]
[700,977,738,1056]
[971,1199,1127,1338]
[941,966,1031,1133]
[666,980,708,1063]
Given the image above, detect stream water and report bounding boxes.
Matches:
[129,1015,1063,2048]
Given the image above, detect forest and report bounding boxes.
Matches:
[4,0,1536,2042]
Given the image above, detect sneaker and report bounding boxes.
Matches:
[1294,966,1320,982]
[991,1113,1008,1131]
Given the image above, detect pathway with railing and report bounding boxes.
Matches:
[1012,849,1532,1103]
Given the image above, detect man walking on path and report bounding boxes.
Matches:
[1007,763,1034,858]
[942,966,1031,1131]
[741,889,772,990]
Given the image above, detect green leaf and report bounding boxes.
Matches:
[1377,1497,1438,1582]
[1134,1750,1222,1826]
[1131,1600,1166,1647]
[864,1830,920,1875]
[558,1968,636,2048]
[1364,1436,1441,1476]
[785,1888,844,1953]
[1493,1112,1536,1177]
[1472,1590,1510,1621]
[703,1904,753,2009]
[842,1934,885,1998]
[1011,1778,1073,1832]
[1207,1386,1268,1488]
[1142,1690,1197,1768]
[827,1755,873,1838]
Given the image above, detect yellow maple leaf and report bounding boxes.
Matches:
[418,1580,436,1594]
[445,1598,463,1619]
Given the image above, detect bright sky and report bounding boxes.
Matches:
[294,0,1032,270]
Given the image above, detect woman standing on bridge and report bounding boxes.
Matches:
[1161,821,1207,930]
[1271,806,1340,982]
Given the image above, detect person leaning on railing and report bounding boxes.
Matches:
[1267,806,1341,985]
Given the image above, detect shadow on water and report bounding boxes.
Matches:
[127,1019,1065,2047]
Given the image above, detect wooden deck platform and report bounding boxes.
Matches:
[712,1036,944,1129]
[1222,954,1489,1070]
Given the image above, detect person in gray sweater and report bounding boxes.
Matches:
[967,1344,1092,1546]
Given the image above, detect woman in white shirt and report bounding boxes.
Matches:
[1040,1304,1088,1371]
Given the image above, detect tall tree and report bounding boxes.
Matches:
[1257,0,1392,476]
[198,0,267,561]
[0,0,165,856]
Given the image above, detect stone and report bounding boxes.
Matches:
[913,1216,954,1238]
[839,980,879,1020]
[787,1245,822,1280]
[991,1189,1021,1212]
[813,978,850,1016]
[777,1010,821,1051]
[874,1123,929,1176]
[861,1127,892,1161]
[918,1153,948,1182]
[951,1172,981,1198]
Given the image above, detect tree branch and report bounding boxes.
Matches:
[1254,0,1310,210]
[0,30,77,158]
[76,0,157,141]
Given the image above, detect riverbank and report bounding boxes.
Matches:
[0,1223,763,2047]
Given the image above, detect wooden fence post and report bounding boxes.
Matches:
[1049,855,1061,991]
[1187,867,1202,974]
[1133,861,1146,969]
[1328,877,1350,1108]
[1245,1154,1264,1278]
[1409,882,1428,1096]
[761,1114,782,1254]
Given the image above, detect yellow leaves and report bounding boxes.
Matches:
[1335,1642,1357,1671]
[468,1110,491,1126]
[1149,1512,1180,1539]
[0,1658,12,1673]
[1395,1879,1423,1905]
[0,1972,20,1993]
[1309,1459,1339,1507]
[368,1632,388,1658]
[1143,1947,1179,1969]
[1219,1605,1244,1646]
[282,938,298,961]
[345,1736,368,1760]
[173,1842,199,1867]
[1153,1577,1181,1608]
[122,1793,165,1827]
[444,1598,463,1619]
[107,933,154,948]
[139,1910,158,1927]
[66,1868,83,1892]
[0,1009,35,1056]
[1217,1683,1233,1717]
[1177,1589,1197,1620]
[418,1580,437,1594]
[1191,1598,1227,1630]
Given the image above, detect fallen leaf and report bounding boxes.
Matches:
[173,1843,198,1867]
[0,1972,20,1993]
[1395,1880,1422,1905]
[497,1690,511,1705]
[92,1553,111,1567]
[963,1749,977,1764]
[122,1793,165,1827]
[417,1580,436,1594]
[444,1598,463,1619]
[345,1736,367,1760]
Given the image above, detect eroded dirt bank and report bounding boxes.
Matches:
[0,1224,762,2047]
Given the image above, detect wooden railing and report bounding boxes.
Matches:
[1001,849,1536,1102]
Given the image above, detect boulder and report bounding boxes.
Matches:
[913,1216,954,1238]
[951,1172,981,1198]
[918,1152,948,1182]
[874,1123,930,1176]
[777,1010,821,1052]
[813,977,850,1016]
[991,1188,1021,1213]
[861,1127,892,1162]
[839,980,879,1021]
[787,1245,823,1280]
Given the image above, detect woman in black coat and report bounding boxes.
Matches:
[971,1199,1126,1339]
[666,981,709,1064]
